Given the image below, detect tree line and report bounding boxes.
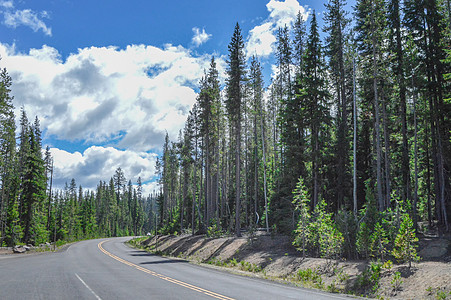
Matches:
[156,0,450,259]
[0,74,157,245]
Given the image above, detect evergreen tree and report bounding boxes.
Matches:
[297,12,331,208]
[225,23,246,237]
[391,214,420,268]
[0,66,16,245]
[324,0,352,209]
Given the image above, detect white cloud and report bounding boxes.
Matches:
[4,8,52,36]
[0,42,227,191]
[0,1,13,8]
[0,43,224,150]
[191,27,212,47]
[266,0,308,29]
[50,146,158,192]
[245,0,309,58]
[246,22,276,58]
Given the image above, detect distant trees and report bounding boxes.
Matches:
[0,66,153,245]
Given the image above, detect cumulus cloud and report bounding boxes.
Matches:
[0,42,227,191]
[246,0,308,58]
[50,146,158,193]
[0,43,223,150]
[3,4,52,36]
[191,27,212,47]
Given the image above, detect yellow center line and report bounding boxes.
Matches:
[98,240,235,300]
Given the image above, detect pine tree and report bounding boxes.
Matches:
[324,0,351,209]
[391,214,420,268]
[21,116,47,243]
[297,12,331,208]
[225,23,246,237]
[292,177,311,257]
[0,66,17,245]
[355,0,389,211]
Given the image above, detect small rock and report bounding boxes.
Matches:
[23,246,31,251]
[13,246,26,253]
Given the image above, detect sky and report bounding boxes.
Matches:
[0,0,355,196]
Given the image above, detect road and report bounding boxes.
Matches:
[0,237,354,299]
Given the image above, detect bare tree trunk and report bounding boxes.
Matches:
[412,73,419,229]
[382,94,391,207]
[371,4,384,211]
[260,110,269,232]
[235,119,242,237]
[353,57,358,215]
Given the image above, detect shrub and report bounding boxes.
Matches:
[391,271,403,293]
[207,219,222,238]
[354,261,382,295]
[296,268,323,288]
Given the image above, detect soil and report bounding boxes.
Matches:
[138,231,451,299]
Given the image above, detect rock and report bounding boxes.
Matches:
[13,246,26,253]
[45,242,51,246]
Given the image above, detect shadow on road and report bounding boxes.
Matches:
[140,259,187,265]
[130,252,158,257]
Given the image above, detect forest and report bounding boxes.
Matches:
[156,0,450,261]
[0,0,450,262]
[0,96,155,245]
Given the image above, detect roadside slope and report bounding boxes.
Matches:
[135,232,451,299]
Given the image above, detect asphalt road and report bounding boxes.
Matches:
[0,237,355,299]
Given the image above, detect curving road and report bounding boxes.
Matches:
[0,237,354,299]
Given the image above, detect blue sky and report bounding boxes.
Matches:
[0,0,355,195]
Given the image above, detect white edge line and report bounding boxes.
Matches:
[75,273,102,300]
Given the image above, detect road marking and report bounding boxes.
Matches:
[75,273,102,300]
[98,240,235,300]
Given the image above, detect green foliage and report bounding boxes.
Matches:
[207,219,222,238]
[354,261,383,295]
[426,287,451,300]
[391,214,420,267]
[309,199,344,259]
[292,177,311,256]
[228,258,238,267]
[391,271,403,292]
[335,209,358,259]
[296,268,323,288]
[239,260,262,273]
[357,182,379,259]
[370,222,389,260]
[382,260,393,272]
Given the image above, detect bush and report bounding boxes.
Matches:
[296,268,323,288]
[354,261,382,295]
[391,271,403,293]
[207,219,222,238]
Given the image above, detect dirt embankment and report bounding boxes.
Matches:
[136,232,451,299]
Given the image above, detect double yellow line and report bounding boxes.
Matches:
[98,241,235,300]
